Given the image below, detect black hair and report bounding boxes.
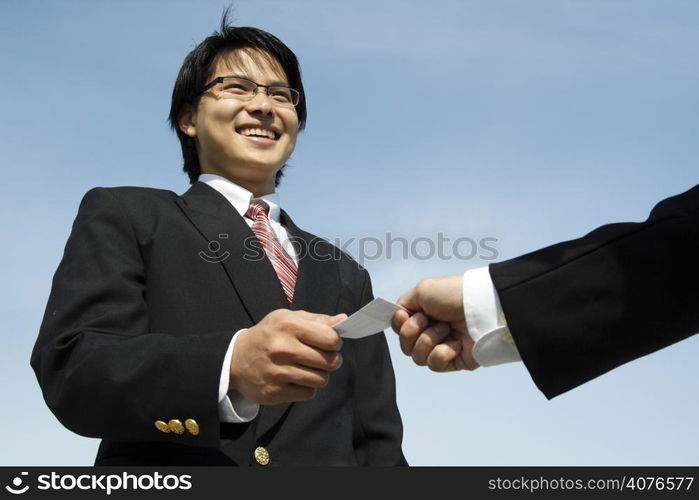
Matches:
[168,9,306,185]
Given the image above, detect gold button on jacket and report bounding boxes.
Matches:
[185,418,200,436]
[154,420,170,433]
[254,446,270,466]
[168,419,185,435]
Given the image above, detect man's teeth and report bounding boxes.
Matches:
[240,128,276,139]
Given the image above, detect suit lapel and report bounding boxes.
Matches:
[175,182,288,324]
[254,210,342,440]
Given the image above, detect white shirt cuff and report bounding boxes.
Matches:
[218,329,260,423]
[462,267,522,366]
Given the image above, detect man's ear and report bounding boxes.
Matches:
[178,106,197,138]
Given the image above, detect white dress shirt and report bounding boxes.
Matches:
[462,266,522,366]
[200,174,299,423]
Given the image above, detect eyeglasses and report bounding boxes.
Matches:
[201,75,300,107]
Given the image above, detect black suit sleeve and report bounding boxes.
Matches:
[490,185,699,398]
[349,269,408,465]
[31,188,234,447]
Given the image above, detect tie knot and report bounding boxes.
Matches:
[245,199,270,220]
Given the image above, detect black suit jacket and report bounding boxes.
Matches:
[490,184,699,398]
[31,182,406,466]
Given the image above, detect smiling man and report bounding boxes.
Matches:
[178,50,300,196]
[31,14,406,466]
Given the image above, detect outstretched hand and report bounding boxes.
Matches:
[391,275,479,372]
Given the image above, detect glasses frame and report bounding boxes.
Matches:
[201,75,301,107]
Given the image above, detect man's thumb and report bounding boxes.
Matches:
[324,313,348,326]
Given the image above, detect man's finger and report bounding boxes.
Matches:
[398,312,429,356]
[275,364,334,389]
[453,346,480,371]
[296,321,343,351]
[426,339,462,372]
[296,311,340,323]
[391,309,411,334]
[323,313,348,326]
[396,286,420,313]
[279,344,343,372]
[410,322,451,366]
[264,384,318,404]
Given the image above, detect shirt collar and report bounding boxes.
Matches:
[199,173,282,223]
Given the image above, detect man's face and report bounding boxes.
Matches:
[180,49,299,194]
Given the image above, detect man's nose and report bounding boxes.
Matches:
[245,88,274,115]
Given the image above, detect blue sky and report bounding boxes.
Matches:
[1,0,697,465]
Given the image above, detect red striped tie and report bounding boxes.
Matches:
[245,199,297,305]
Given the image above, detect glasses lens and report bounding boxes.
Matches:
[268,87,300,106]
[220,77,256,96]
